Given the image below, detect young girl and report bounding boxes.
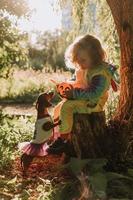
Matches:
[53,34,119,140]
[18,92,60,172]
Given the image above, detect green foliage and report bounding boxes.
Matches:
[105,90,119,121]
[3,81,47,103]
[0,70,68,103]
[63,157,90,175]
[58,158,133,199]
[62,158,107,199]
[72,0,88,32]
[82,0,120,64]
[36,179,56,200]
[30,30,70,71]
[0,112,34,168]
[58,0,120,64]
[58,0,87,29]
[54,181,80,200]
[29,47,47,71]
[0,175,39,199]
[0,13,28,77]
[96,0,120,64]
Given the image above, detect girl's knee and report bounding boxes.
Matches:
[61,100,75,110]
[61,104,73,114]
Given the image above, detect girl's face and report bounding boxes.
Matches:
[76,50,92,69]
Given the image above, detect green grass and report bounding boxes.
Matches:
[0,69,71,103]
[0,111,35,168]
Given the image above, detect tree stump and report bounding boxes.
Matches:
[71,112,106,159]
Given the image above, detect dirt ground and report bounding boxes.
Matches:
[0,103,55,116]
[0,155,72,199]
[0,103,73,199]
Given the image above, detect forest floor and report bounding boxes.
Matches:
[0,155,72,200]
[1,103,133,200]
[0,103,74,200]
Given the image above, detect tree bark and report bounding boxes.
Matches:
[71,112,106,158]
[106,0,133,126]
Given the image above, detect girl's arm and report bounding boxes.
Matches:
[67,75,109,104]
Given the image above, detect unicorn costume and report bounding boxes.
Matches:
[54,68,89,122]
[54,63,119,134]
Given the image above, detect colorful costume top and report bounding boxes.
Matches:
[72,63,119,106]
[53,63,119,134]
[69,68,88,89]
[31,116,53,144]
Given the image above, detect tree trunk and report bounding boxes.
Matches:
[71,112,106,158]
[106,0,133,126]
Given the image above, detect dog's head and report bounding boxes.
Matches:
[36,92,54,110]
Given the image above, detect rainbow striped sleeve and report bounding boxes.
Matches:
[72,75,109,103]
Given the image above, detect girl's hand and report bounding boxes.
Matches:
[65,89,73,99]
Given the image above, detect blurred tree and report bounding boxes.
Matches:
[28,47,47,71]
[64,0,120,64]
[96,0,120,64]
[0,0,29,17]
[29,30,70,72]
[0,0,30,77]
[0,13,28,78]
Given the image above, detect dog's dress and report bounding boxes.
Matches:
[18,116,53,156]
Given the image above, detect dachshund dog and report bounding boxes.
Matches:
[19,92,61,175]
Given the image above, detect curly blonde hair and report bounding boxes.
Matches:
[65,34,105,69]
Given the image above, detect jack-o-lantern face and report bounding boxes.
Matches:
[57,82,73,98]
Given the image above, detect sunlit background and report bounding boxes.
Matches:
[0,0,119,108]
[19,0,61,32]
